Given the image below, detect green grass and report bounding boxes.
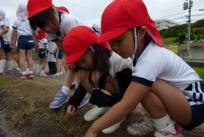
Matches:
[163,37,177,45]
[193,67,204,80]
[0,77,9,86]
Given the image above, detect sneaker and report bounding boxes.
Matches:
[27,72,35,79]
[102,117,126,134]
[78,95,90,109]
[49,91,70,109]
[154,124,183,137]
[39,73,48,77]
[83,106,108,122]
[127,115,155,136]
[15,68,21,76]
[52,72,62,78]
[58,71,63,77]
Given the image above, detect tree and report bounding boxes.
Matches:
[176,33,186,44]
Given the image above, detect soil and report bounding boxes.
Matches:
[0,76,203,137]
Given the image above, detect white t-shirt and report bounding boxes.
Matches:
[12,19,32,37]
[38,38,48,49]
[0,18,10,44]
[47,41,57,62]
[47,12,85,41]
[132,41,201,90]
[109,52,132,78]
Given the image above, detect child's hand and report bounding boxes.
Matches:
[66,105,76,117]
[35,44,39,51]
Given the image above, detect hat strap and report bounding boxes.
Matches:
[89,46,95,52]
[132,27,138,59]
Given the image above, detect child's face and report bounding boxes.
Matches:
[109,30,134,58]
[41,22,59,33]
[75,50,94,70]
[40,13,60,33]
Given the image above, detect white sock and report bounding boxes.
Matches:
[61,85,70,95]
[35,64,40,74]
[41,69,45,74]
[26,68,30,74]
[153,114,176,134]
[29,70,33,74]
[0,60,6,73]
[22,71,27,75]
[7,61,13,71]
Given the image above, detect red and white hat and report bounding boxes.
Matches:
[99,0,163,46]
[56,6,69,13]
[37,29,46,40]
[63,26,111,64]
[27,0,53,19]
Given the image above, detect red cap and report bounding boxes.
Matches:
[56,6,69,13]
[37,29,46,40]
[99,0,163,46]
[63,26,111,64]
[27,0,52,19]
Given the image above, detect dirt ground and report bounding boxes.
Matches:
[0,76,204,137]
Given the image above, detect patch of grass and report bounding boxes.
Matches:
[193,67,204,80]
[0,77,9,86]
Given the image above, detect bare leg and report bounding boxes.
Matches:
[141,91,167,119]
[19,49,26,71]
[0,49,5,59]
[149,79,192,126]
[27,49,34,71]
[63,66,76,88]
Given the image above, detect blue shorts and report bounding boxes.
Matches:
[55,50,64,59]
[4,44,12,53]
[17,35,35,50]
[0,37,11,53]
[0,37,5,49]
[182,81,204,130]
[38,49,47,59]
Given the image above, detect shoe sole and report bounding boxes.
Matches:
[83,107,108,122]
[154,131,183,137]
[78,96,90,109]
[102,117,127,134]
[49,97,70,109]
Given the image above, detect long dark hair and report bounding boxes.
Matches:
[89,44,111,88]
[29,7,57,30]
[91,44,111,74]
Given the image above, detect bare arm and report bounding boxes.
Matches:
[31,29,40,49]
[10,28,17,50]
[0,26,9,37]
[31,29,38,43]
[84,82,149,137]
[55,40,63,51]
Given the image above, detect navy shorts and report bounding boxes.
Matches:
[38,49,47,59]
[182,81,204,130]
[4,44,12,53]
[0,37,11,53]
[56,50,64,59]
[17,35,35,50]
[0,37,5,49]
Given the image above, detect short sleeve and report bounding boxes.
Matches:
[2,18,9,28]
[109,52,132,77]
[132,45,166,87]
[12,20,19,29]
[60,14,85,35]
